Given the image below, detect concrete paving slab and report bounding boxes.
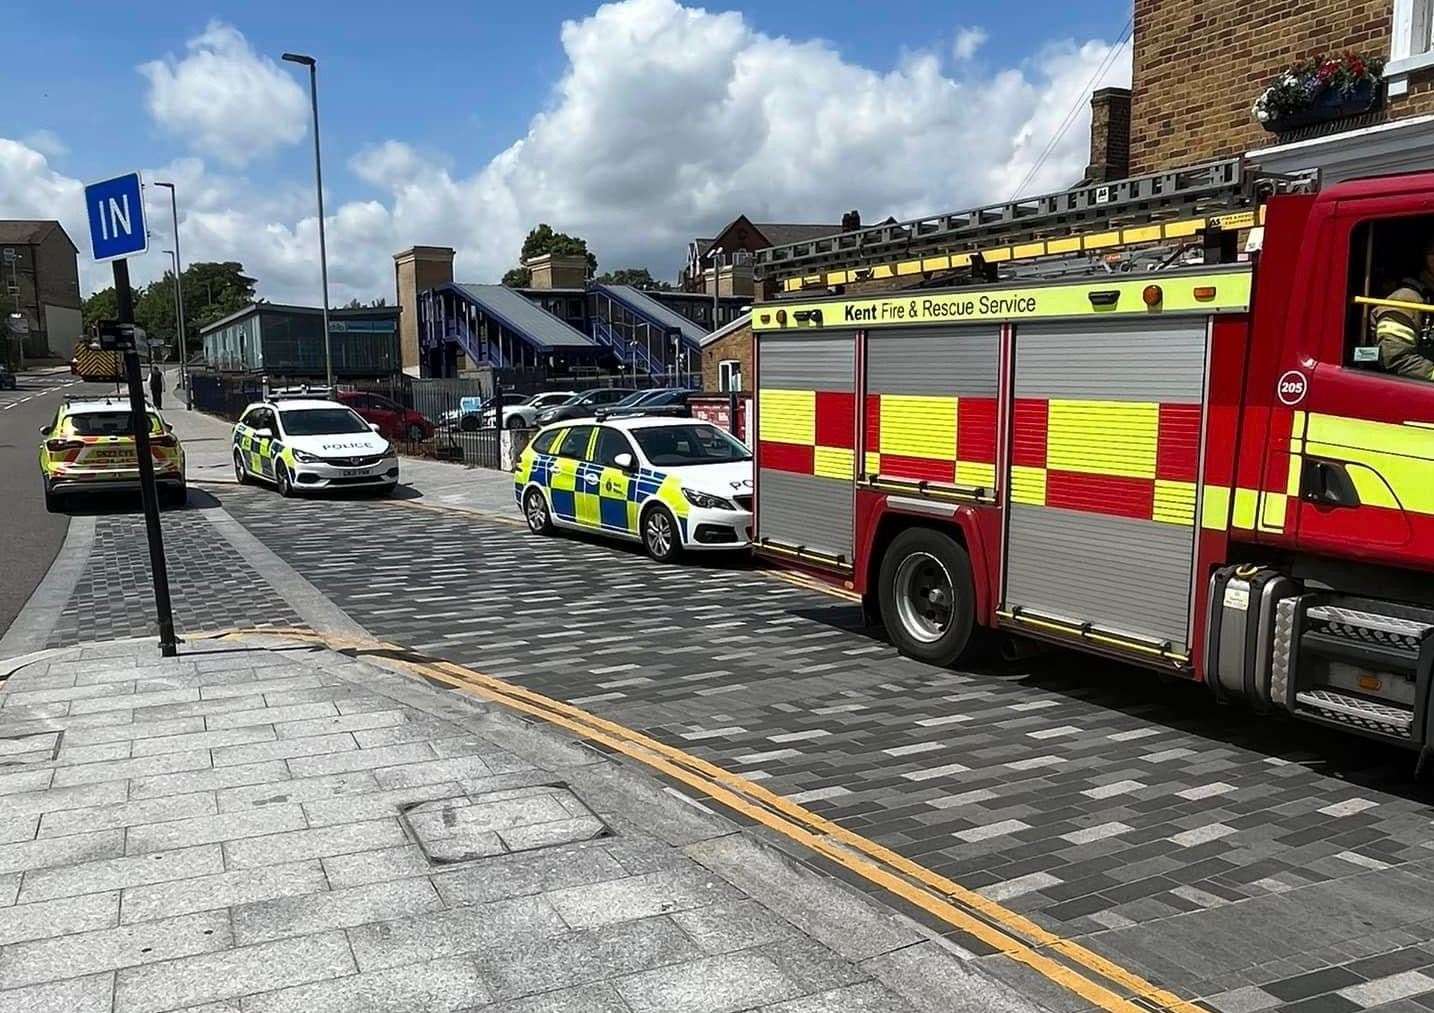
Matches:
[0,972,114,1013]
[346,895,569,971]
[614,951,802,1013]
[319,844,432,889]
[124,803,308,855]
[0,891,119,946]
[230,876,441,945]
[240,956,491,1013]
[543,865,744,930]
[0,909,231,989]
[119,860,328,924]
[112,929,356,1013]
[222,818,409,869]
[128,759,290,799]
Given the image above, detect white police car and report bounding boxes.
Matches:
[514,416,752,561]
[232,396,399,497]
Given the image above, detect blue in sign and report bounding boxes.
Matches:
[85,173,149,263]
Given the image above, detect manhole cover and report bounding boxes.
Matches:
[401,783,610,865]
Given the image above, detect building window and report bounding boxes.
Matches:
[1390,0,1434,95]
[718,359,742,392]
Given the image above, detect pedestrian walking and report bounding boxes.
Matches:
[149,362,164,410]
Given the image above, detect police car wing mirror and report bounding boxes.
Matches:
[369,423,381,433]
[614,452,635,472]
[38,424,51,435]
[254,427,274,439]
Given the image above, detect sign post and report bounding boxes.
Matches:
[85,172,177,657]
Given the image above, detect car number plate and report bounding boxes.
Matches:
[341,468,369,477]
[89,449,135,463]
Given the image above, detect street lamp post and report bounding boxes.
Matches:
[282,51,334,392]
[153,182,188,402]
[162,250,182,375]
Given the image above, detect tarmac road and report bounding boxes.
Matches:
[0,369,116,637]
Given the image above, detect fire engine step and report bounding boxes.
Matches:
[1294,688,1414,737]
[1305,604,1433,644]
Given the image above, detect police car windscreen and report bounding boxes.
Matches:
[282,409,371,436]
[66,411,162,436]
[632,424,751,466]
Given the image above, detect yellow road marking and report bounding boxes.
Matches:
[199,627,1202,1012]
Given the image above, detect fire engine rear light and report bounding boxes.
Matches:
[1193,286,1217,301]
[45,439,84,452]
[1142,284,1163,307]
[1088,290,1120,307]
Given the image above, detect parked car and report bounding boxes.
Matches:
[497,391,577,429]
[598,388,696,421]
[516,416,753,562]
[335,391,434,442]
[534,388,631,426]
[473,392,539,429]
[232,396,398,497]
[39,397,186,511]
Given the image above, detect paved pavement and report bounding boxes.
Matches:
[0,368,107,639]
[0,633,1033,1012]
[209,486,1434,1013]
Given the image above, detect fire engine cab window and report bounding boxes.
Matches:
[1348,215,1434,382]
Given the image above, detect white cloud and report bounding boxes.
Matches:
[139,21,308,167]
[3,4,1130,304]
[952,26,988,61]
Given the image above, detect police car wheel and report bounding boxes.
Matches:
[523,488,553,534]
[276,463,294,498]
[233,451,249,485]
[642,505,681,563]
[878,527,975,667]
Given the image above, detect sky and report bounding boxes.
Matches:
[1,0,1132,303]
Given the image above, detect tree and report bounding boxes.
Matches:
[501,224,597,286]
[81,287,118,334]
[595,267,671,290]
[81,261,256,361]
[344,297,389,308]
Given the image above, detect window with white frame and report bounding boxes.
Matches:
[1390,0,1434,94]
[718,359,742,392]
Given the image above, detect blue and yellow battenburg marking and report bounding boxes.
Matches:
[515,436,691,540]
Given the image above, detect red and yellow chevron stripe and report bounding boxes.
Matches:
[863,395,997,489]
[758,388,856,478]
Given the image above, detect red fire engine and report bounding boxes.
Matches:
[749,158,1434,758]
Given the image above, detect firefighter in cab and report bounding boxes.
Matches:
[1374,235,1434,381]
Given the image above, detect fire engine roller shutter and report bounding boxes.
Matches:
[865,326,999,489]
[1004,316,1207,652]
[757,331,856,562]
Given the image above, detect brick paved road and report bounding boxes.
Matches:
[44,502,305,648]
[214,484,1434,1011]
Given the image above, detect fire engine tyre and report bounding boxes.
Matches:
[275,463,295,499]
[523,488,553,535]
[879,528,975,667]
[233,451,249,486]
[642,504,681,563]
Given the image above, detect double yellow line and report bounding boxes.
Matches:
[202,628,1199,1011]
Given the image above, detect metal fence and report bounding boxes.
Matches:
[188,368,705,471]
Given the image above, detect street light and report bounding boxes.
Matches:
[282,51,334,391]
[152,181,188,401]
[162,250,182,375]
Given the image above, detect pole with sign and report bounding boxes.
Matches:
[84,171,177,657]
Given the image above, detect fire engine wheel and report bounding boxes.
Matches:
[879,528,975,667]
[524,488,553,535]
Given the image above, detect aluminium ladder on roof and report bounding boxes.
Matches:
[752,158,1305,282]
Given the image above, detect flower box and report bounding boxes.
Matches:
[1253,54,1384,134]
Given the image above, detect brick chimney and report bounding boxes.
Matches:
[393,246,454,376]
[1085,87,1132,183]
[841,210,862,231]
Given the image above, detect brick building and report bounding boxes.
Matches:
[0,220,82,360]
[1131,0,1434,180]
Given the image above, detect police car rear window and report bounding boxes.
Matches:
[64,412,162,436]
[280,408,371,436]
[530,429,560,455]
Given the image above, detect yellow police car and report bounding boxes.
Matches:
[515,416,753,561]
[232,395,399,497]
[38,397,186,511]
